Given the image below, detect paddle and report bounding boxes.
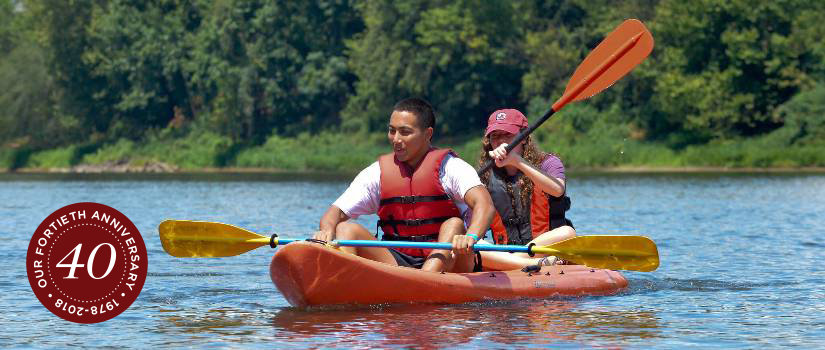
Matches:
[478,19,654,175]
[159,220,659,272]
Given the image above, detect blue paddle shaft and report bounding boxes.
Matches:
[274,237,531,253]
[275,238,301,245]
[334,240,530,253]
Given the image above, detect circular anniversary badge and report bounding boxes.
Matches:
[26,202,148,323]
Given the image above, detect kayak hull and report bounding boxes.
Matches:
[270,242,628,308]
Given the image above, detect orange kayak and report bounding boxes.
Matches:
[270,241,628,308]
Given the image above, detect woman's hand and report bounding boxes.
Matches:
[488,143,523,168]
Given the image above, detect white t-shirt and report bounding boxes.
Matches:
[332,154,483,224]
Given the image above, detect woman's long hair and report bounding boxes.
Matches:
[478,131,550,210]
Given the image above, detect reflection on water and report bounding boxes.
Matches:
[265,301,661,347]
[625,277,795,294]
[152,308,267,348]
[148,300,662,348]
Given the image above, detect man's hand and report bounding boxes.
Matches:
[315,206,349,243]
[312,229,335,242]
[452,234,477,255]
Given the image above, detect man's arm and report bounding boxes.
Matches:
[452,185,495,254]
[313,162,379,241]
[314,205,350,241]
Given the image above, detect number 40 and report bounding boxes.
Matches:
[56,243,117,279]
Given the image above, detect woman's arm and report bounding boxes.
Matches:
[490,143,566,197]
[515,160,566,197]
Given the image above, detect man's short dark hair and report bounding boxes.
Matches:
[393,98,435,130]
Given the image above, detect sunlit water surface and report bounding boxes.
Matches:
[1,172,823,348]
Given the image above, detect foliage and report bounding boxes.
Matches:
[234,131,386,171]
[644,0,825,143]
[772,84,825,146]
[27,145,78,168]
[342,0,525,134]
[188,0,362,141]
[83,129,233,169]
[0,1,81,149]
[2,0,824,171]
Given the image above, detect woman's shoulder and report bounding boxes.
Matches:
[539,153,565,179]
[541,152,564,165]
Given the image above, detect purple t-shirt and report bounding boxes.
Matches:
[540,154,565,180]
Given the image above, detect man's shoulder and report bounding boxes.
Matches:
[364,160,379,170]
[442,154,481,185]
[353,161,380,182]
[443,153,476,170]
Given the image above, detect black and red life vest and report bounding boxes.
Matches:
[377,148,462,257]
[487,161,571,246]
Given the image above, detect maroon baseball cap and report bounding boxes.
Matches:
[485,109,528,137]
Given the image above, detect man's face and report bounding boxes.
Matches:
[388,110,432,164]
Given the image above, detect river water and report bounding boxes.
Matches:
[1,172,823,348]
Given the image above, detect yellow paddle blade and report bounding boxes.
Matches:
[533,235,660,272]
[158,220,270,257]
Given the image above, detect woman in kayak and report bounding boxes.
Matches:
[476,109,575,270]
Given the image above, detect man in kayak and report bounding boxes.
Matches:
[475,108,575,270]
[313,98,495,272]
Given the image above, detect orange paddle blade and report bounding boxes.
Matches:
[553,19,654,111]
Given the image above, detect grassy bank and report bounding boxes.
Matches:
[3,132,824,173]
[3,104,824,172]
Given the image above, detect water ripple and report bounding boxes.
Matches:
[626,277,793,294]
[2,173,824,348]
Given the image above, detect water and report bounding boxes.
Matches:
[1,172,824,348]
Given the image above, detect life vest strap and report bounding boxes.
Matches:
[548,195,571,217]
[382,233,440,242]
[378,216,455,227]
[379,194,451,205]
[548,195,571,230]
[503,216,528,225]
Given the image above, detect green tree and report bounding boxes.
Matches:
[190,0,361,142]
[647,0,825,143]
[343,0,525,136]
[0,0,15,53]
[773,83,825,146]
[82,0,201,138]
[23,0,109,136]
[1,0,80,149]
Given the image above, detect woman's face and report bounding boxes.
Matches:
[488,130,524,154]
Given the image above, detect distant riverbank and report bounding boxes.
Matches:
[5,164,825,176]
[3,129,824,174]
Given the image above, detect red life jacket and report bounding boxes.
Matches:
[377,148,462,257]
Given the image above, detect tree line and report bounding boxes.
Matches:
[1,0,824,164]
